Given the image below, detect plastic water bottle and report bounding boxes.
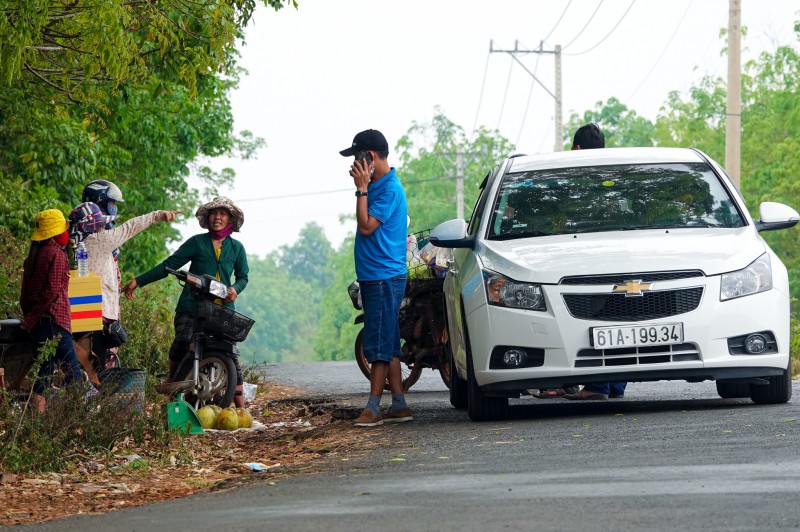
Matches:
[76,241,89,277]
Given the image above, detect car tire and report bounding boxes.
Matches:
[462,308,508,421]
[449,342,467,409]
[716,381,751,399]
[750,361,792,405]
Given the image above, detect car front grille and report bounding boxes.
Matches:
[563,287,704,321]
[575,343,701,367]
[560,270,704,285]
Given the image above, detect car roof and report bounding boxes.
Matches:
[508,147,706,173]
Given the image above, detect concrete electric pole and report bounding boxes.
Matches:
[489,40,564,152]
[726,0,741,186]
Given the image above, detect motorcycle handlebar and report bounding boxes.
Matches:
[165,267,187,280]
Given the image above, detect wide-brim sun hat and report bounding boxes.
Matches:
[31,209,68,241]
[69,202,117,235]
[195,197,244,232]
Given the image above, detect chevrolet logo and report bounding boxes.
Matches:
[612,280,653,297]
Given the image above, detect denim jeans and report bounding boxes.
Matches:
[360,275,407,363]
[31,320,83,394]
[584,381,627,396]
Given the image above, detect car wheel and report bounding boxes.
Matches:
[463,308,508,421]
[750,361,792,405]
[716,381,751,399]
[448,341,467,409]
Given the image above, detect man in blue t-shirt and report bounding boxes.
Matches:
[340,129,410,427]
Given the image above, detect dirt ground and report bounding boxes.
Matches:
[0,382,382,527]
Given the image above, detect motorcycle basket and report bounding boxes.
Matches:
[199,300,255,342]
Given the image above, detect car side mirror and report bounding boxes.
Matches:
[430,219,475,249]
[755,202,800,232]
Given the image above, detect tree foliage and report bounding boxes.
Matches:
[0,0,283,275]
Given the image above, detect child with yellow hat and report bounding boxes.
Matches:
[20,209,88,412]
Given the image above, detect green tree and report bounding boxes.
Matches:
[312,236,359,361]
[278,222,334,289]
[396,108,515,232]
[564,97,656,149]
[235,252,318,363]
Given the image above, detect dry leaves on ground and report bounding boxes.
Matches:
[0,382,382,527]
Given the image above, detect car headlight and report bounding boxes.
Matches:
[483,270,546,311]
[720,253,772,301]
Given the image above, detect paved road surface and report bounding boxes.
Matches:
[22,362,800,531]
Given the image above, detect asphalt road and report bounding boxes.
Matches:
[23,361,800,531]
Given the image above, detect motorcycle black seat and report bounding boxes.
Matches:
[0,318,25,342]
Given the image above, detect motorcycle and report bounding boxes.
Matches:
[0,319,118,393]
[162,267,255,410]
[348,275,451,392]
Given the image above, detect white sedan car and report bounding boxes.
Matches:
[430,147,798,421]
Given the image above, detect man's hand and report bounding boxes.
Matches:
[350,159,371,192]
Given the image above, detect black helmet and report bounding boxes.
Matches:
[82,180,124,228]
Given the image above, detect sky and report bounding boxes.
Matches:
[178,0,800,258]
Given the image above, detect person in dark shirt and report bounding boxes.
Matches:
[564,123,626,401]
[123,197,249,407]
[20,209,86,412]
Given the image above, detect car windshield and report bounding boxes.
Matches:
[487,162,745,239]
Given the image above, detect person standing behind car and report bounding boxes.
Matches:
[564,123,627,401]
[341,129,410,427]
[20,209,88,413]
[122,197,249,408]
[69,202,181,369]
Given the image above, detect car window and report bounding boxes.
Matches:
[467,169,495,236]
[487,162,745,239]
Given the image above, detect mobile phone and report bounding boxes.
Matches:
[354,151,373,165]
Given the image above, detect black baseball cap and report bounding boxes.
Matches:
[339,129,389,157]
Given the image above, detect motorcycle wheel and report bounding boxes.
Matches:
[174,352,237,410]
[354,328,422,391]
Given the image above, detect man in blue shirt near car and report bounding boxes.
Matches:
[341,129,411,426]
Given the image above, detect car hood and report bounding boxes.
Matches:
[478,228,765,284]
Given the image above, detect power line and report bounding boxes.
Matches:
[561,0,605,51]
[564,0,636,56]
[495,53,515,130]
[469,52,491,142]
[624,0,693,105]
[515,48,542,147]
[234,175,459,203]
[542,0,573,45]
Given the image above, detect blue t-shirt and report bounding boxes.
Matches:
[354,167,408,281]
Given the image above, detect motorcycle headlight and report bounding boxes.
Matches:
[208,279,228,299]
[720,253,772,301]
[483,270,546,311]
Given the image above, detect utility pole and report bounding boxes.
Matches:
[489,40,564,151]
[438,149,471,219]
[726,0,741,186]
[456,150,465,220]
[554,45,562,152]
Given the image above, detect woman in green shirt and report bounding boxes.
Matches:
[123,197,249,406]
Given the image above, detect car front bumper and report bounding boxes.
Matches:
[466,277,791,395]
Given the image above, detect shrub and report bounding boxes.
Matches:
[0,383,176,473]
[118,281,181,393]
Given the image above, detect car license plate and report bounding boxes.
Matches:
[591,323,684,348]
